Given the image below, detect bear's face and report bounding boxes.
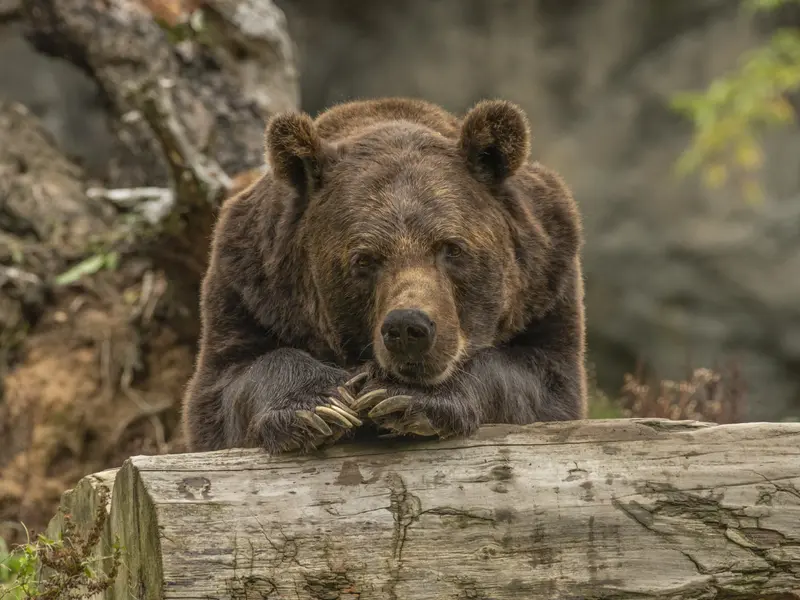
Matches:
[310,133,520,385]
[265,100,539,386]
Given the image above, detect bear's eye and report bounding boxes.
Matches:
[351,253,379,276]
[441,241,464,260]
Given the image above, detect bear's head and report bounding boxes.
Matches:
[264,100,578,387]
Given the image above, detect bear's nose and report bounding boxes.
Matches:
[381,309,436,360]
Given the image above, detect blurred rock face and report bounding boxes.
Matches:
[0,25,118,179]
[1,0,798,420]
[277,0,800,421]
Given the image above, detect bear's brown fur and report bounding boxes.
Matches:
[182,97,587,453]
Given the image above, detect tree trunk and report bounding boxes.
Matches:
[42,419,800,599]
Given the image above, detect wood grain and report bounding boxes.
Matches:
[44,419,800,599]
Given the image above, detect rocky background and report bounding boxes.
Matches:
[0,0,798,544]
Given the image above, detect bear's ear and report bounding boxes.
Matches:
[459,100,530,185]
[265,111,326,197]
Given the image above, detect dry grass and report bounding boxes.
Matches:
[618,361,748,424]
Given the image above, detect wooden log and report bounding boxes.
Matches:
[43,419,800,599]
[39,468,118,600]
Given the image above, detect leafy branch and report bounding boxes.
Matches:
[671,0,800,202]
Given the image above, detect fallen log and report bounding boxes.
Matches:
[42,419,800,599]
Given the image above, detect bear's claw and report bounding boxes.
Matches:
[328,395,360,419]
[350,388,388,413]
[336,386,357,406]
[294,410,333,436]
[316,404,362,428]
[366,394,438,437]
[292,377,444,448]
[344,371,369,390]
[288,374,372,449]
[368,395,414,418]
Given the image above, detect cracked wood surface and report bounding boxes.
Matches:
[46,418,800,599]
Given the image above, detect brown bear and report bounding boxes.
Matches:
[182,96,587,454]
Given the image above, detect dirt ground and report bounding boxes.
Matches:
[0,266,195,546]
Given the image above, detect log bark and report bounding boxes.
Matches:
[43,419,800,599]
[38,469,118,600]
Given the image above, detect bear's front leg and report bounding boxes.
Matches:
[350,372,482,439]
[192,349,370,454]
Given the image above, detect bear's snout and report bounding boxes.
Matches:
[372,266,463,385]
[381,309,436,361]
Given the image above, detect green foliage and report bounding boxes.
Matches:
[671,0,800,203]
[53,252,119,287]
[0,489,122,600]
[1,531,38,600]
[1,537,26,599]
